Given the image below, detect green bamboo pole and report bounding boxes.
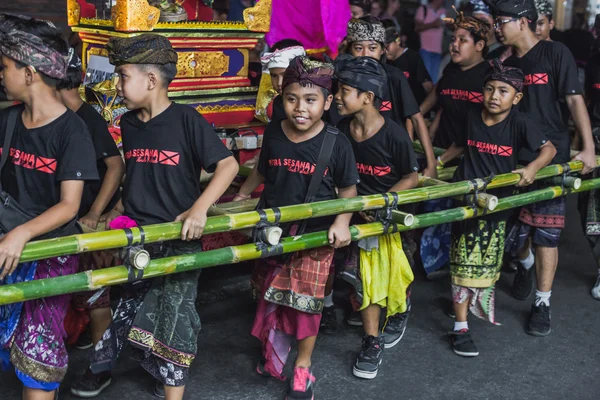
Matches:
[1,177,599,306]
[16,159,594,263]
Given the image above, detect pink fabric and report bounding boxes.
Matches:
[108,216,138,230]
[266,0,351,55]
[415,5,446,54]
[250,261,321,380]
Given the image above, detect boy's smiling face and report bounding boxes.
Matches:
[483,80,523,116]
[282,82,332,133]
[334,83,369,116]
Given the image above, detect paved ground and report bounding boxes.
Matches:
[2,194,600,399]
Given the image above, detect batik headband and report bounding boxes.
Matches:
[261,46,306,70]
[0,29,67,79]
[484,59,525,92]
[107,34,178,66]
[444,7,490,41]
[347,18,386,44]
[483,0,538,21]
[534,0,552,17]
[334,54,386,100]
[282,56,335,92]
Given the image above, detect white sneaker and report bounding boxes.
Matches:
[591,274,600,300]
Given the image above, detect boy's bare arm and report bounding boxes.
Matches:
[567,94,596,174]
[513,141,557,187]
[329,185,357,248]
[176,156,239,240]
[410,113,437,178]
[438,142,465,166]
[389,171,419,193]
[81,156,125,230]
[235,163,265,201]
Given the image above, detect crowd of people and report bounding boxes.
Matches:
[0,0,599,399]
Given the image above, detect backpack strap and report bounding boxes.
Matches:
[0,108,19,192]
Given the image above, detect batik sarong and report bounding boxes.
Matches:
[90,240,202,387]
[420,198,453,274]
[4,256,78,387]
[450,219,505,324]
[251,247,334,380]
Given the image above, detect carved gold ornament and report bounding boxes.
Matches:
[67,0,81,26]
[243,0,271,33]
[112,0,160,32]
[176,51,230,78]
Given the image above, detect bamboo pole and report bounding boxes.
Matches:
[391,211,414,226]
[15,159,593,263]
[412,141,446,157]
[2,178,599,306]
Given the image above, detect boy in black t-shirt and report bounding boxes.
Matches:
[438,61,556,357]
[491,0,596,336]
[56,50,125,350]
[70,34,238,400]
[345,17,438,179]
[384,24,434,105]
[0,18,98,399]
[236,56,358,400]
[334,55,419,379]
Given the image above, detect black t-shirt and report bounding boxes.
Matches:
[76,102,122,217]
[504,40,582,163]
[390,48,432,105]
[338,117,419,196]
[381,63,421,125]
[0,105,98,217]
[585,54,600,129]
[257,121,360,232]
[436,61,492,150]
[453,108,549,220]
[121,103,232,226]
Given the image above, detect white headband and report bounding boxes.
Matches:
[261,46,306,70]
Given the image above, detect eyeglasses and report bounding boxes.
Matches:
[494,18,519,29]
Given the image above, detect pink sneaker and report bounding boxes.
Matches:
[285,366,315,400]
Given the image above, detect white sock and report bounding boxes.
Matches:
[535,290,551,306]
[324,293,334,308]
[519,249,535,270]
[453,321,468,331]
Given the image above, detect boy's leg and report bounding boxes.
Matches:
[353,305,384,380]
[164,385,185,400]
[89,307,112,345]
[22,388,55,400]
[449,291,478,358]
[319,270,337,334]
[296,336,317,368]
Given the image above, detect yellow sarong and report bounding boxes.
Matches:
[359,233,414,317]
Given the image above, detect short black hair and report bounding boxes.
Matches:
[136,63,178,87]
[56,60,83,91]
[271,39,304,51]
[349,0,372,14]
[356,88,383,109]
[3,15,69,88]
[470,32,489,58]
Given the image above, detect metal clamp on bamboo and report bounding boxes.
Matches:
[129,248,151,270]
[391,211,415,227]
[548,175,582,190]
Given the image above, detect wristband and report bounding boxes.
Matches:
[236,193,251,200]
[437,156,445,167]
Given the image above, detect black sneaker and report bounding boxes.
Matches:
[346,311,363,327]
[75,328,93,350]
[153,381,165,399]
[526,304,551,336]
[449,329,479,357]
[353,335,384,380]
[381,299,411,349]
[70,369,112,398]
[512,263,535,300]
[319,306,337,334]
[286,366,315,400]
